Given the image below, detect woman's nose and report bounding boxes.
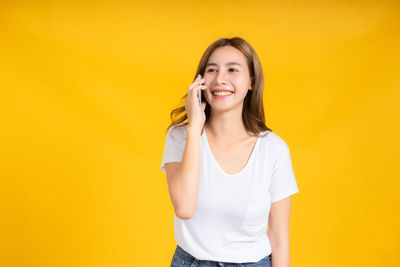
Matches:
[216,70,227,85]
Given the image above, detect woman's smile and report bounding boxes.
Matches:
[211,91,234,99]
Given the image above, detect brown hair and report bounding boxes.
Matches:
[165,37,272,137]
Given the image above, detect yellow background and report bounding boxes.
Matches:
[1,1,399,266]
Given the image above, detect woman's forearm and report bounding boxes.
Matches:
[271,244,291,267]
[168,125,202,219]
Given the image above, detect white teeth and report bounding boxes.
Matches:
[213,91,233,96]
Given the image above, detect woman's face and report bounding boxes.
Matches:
[203,46,252,112]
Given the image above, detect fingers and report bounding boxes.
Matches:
[189,75,205,91]
[190,84,207,99]
[188,74,207,101]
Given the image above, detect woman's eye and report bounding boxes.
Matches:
[207,68,237,72]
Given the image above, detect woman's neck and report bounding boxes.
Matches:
[204,109,251,143]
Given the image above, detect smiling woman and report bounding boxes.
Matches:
[165,37,267,135]
[160,37,299,267]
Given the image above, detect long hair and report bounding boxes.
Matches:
[165,37,272,136]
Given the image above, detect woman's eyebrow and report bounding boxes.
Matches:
[206,62,242,67]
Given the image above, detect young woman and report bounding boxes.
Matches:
[161,37,299,267]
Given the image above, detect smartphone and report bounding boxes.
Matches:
[198,88,202,107]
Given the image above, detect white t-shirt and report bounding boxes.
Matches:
[160,124,299,263]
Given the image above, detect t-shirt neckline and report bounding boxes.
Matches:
[202,128,262,177]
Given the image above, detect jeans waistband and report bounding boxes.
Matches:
[175,245,198,262]
[175,245,272,264]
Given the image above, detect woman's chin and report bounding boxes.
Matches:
[208,102,242,112]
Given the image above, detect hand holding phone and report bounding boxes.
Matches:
[185,74,207,133]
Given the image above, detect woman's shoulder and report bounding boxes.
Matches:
[260,130,290,156]
[167,123,188,140]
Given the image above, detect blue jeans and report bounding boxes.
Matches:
[170,245,272,267]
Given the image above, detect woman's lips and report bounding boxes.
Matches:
[212,91,234,98]
[211,89,234,93]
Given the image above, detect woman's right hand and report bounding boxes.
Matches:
[185,74,207,133]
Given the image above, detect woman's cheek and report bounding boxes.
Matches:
[203,75,211,84]
[233,76,245,84]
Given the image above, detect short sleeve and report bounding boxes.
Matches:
[269,149,299,203]
[160,126,186,174]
